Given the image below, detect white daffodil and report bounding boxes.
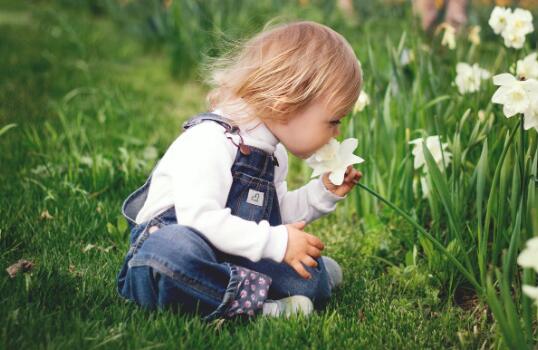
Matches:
[306,138,364,186]
[501,8,533,49]
[412,176,431,198]
[440,23,456,50]
[517,237,538,272]
[489,7,534,49]
[523,285,538,303]
[491,73,538,118]
[468,25,481,45]
[454,62,490,94]
[353,91,370,113]
[505,8,534,37]
[489,6,512,34]
[478,110,486,122]
[522,285,538,303]
[502,29,526,49]
[409,135,452,171]
[524,99,538,131]
[420,176,430,198]
[400,48,415,66]
[517,53,538,80]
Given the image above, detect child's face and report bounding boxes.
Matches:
[265,99,343,159]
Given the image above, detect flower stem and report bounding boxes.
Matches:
[519,115,527,241]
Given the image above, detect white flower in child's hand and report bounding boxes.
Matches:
[306,138,364,186]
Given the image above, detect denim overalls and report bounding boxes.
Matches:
[116,112,331,321]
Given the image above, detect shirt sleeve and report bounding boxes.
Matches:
[274,144,345,225]
[161,122,288,263]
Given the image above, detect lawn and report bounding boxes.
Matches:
[1,0,536,348]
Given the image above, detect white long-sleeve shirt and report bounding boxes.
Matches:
[135,110,345,263]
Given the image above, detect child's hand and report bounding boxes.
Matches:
[283,221,325,279]
[322,165,362,197]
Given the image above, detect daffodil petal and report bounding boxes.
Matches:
[522,285,538,301]
[493,73,516,86]
[526,237,538,250]
[342,153,365,166]
[328,168,347,186]
[339,138,358,155]
[517,250,538,272]
[491,87,507,104]
[503,104,518,118]
[310,165,327,178]
[523,112,538,130]
[523,79,538,92]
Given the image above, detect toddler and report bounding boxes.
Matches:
[117,20,363,321]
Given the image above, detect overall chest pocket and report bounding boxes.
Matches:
[226,171,275,223]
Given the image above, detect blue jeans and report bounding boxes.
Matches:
[117,215,331,321]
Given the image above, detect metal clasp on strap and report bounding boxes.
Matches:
[272,155,279,167]
[225,130,251,155]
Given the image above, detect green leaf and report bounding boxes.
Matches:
[116,215,128,234]
[485,276,518,350]
[503,200,523,285]
[498,269,528,349]
[0,123,17,137]
[422,144,466,255]
[475,139,488,286]
[382,84,393,133]
[106,222,117,236]
[419,95,451,112]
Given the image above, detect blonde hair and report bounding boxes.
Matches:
[204,20,362,125]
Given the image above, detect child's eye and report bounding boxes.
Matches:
[330,120,341,125]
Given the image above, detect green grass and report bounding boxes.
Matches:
[0,1,500,348]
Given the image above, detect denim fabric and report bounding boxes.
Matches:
[116,112,331,321]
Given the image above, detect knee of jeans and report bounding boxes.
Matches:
[119,264,159,310]
[134,224,217,270]
[309,263,332,300]
[287,260,331,303]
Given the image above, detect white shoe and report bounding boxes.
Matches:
[322,256,343,290]
[262,295,314,318]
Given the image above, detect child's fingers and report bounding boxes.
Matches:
[351,171,362,184]
[307,245,322,258]
[306,234,324,250]
[293,261,311,279]
[344,169,356,183]
[302,256,318,268]
[290,221,307,230]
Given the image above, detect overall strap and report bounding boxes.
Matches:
[184,112,252,155]
[182,112,239,133]
[121,167,157,228]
